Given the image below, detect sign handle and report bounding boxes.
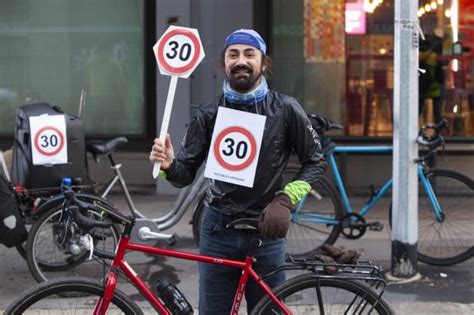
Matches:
[153,75,179,179]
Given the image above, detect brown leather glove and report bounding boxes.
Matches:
[258,193,295,240]
[308,244,362,273]
[321,244,362,264]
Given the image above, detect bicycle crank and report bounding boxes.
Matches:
[341,214,385,239]
[341,213,367,239]
[130,219,162,245]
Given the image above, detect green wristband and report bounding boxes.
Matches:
[283,180,312,205]
[159,170,168,180]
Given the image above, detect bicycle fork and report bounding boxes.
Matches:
[418,165,444,222]
[93,271,118,315]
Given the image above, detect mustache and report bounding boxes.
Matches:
[230,65,252,75]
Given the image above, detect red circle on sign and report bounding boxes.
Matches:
[34,126,65,156]
[213,126,257,171]
[157,29,201,75]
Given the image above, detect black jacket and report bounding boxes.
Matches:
[166,90,326,216]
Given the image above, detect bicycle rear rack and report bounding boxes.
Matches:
[265,257,388,300]
[288,257,384,278]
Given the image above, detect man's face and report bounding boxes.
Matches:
[224,44,264,93]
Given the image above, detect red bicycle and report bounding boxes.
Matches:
[6,191,392,315]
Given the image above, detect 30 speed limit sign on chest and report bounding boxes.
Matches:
[204,107,266,188]
[29,115,68,165]
[152,25,205,178]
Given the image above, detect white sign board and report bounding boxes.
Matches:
[204,107,266,188]
[153,25,205,78]
[152,25,206,179]
[29,115,68,165]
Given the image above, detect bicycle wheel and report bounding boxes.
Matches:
[286,176,344,257]
[251,273,392,315]
[26,201,120,283]
[191,194,206,246]
[418,168,474,266]
[5,276,142,314]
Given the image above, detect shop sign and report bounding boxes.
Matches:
[345,2,366,35]
[460,0,474,26]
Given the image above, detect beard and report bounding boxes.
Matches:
[227,65,262,93]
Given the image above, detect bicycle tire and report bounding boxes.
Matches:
[5,276,143,314]
[251,273,393,315]
[286,176,344,257]
[417,168,474,266]
[26,198,120,283]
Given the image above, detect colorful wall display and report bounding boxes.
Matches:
[304,0,345,62]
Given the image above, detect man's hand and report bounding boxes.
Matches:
[149,134,175,170]
[258,193,295,240]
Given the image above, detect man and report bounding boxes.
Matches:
[419,37,444,124]
[150,29,325,314]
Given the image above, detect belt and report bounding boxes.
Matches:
[208,207,259,224]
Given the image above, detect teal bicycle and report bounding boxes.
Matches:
[285,116,473,266]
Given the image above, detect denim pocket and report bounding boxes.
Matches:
[201,207,221,236]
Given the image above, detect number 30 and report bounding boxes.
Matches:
[222,138,248,159]
[166,40,192,61]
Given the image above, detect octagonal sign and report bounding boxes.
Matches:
[153,25,205,79]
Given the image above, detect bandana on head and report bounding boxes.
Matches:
[224,29,267,54]
[223,77,268,105]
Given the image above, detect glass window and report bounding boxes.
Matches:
[272,0,346,127]
[0,0,144,135]
[271,0,474,139]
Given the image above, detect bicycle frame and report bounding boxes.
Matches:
[292,143,444,224]
[96,154,208,229]
[94,232,291,315]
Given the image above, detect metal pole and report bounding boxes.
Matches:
[391,0,420,278]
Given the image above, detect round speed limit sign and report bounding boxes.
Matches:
[34,126,65,156]
[213,126,257,171]
[153,26,205,78]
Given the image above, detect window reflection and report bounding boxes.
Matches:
[0,0,144,135]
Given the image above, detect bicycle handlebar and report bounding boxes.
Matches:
[307,113,343,134]
[68,205,113,230]
[64,190,132,229]
[64,190,102,214]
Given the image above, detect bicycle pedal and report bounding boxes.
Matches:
[167,233,179,246]
[368,222,384,232]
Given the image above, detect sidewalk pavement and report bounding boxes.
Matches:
[0,190,472,314]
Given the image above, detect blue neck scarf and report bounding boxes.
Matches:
[223,77,268,105]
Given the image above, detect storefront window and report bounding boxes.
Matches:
[0,0,144,135]
[271,0,474,139]
[272,0,346,128]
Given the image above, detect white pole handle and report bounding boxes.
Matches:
[153,76,178,179]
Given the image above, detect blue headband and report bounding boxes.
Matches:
[224,29,267,54]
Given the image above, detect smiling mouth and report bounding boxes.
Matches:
[232,70,252,78]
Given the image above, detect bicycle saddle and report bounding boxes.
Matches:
[86,137,128,156]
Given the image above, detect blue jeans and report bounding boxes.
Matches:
[198,207,286,314]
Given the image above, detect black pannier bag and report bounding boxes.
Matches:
[0,175,26,247]
[12,103,89,189]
